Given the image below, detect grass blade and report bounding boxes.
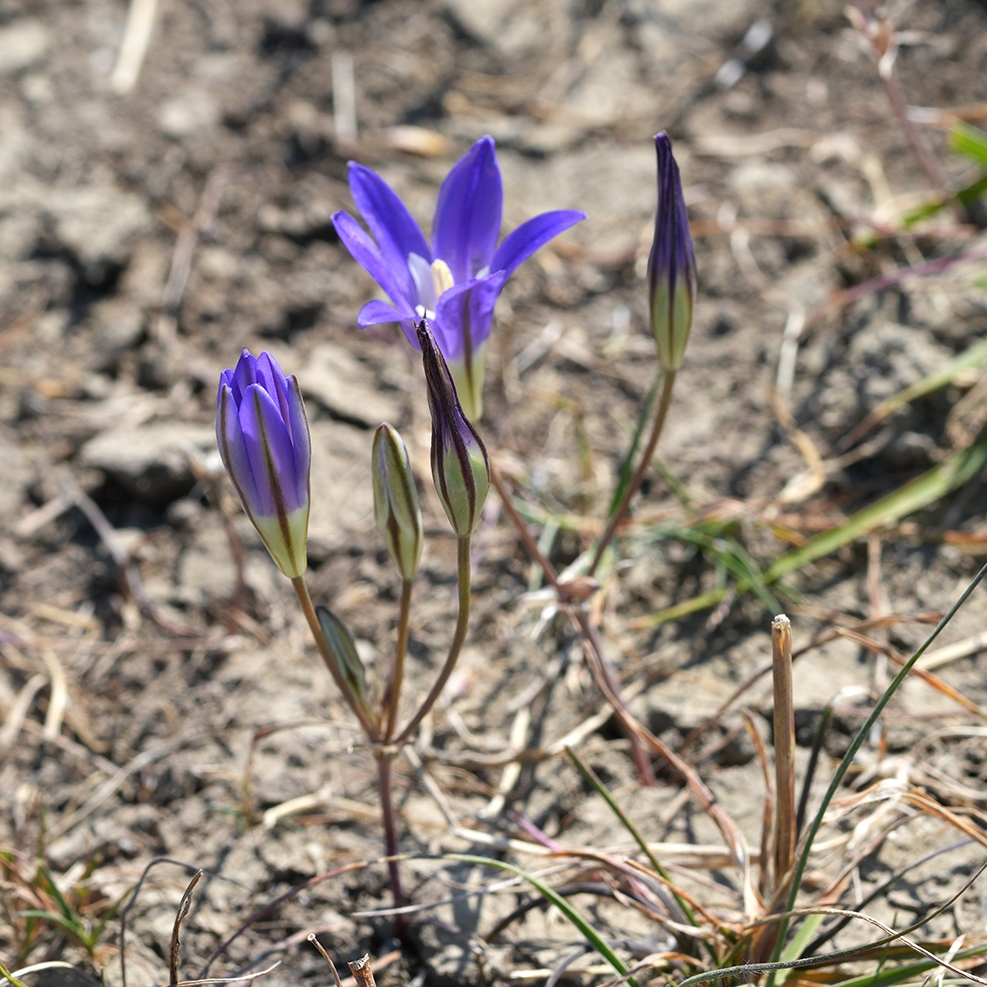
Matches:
[449,853,636,986]
[634,437,987,628]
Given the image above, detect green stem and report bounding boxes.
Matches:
[291,575,379,741]
[383,578,413,741]
[589,369,677,577]
[395,536,472,746]
[766,559,987,984]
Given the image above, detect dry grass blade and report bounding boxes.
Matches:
[772,616,797,892]
[169,870,202,986]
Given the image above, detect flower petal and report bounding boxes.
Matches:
[217,383,261,516]
[432,136,503,283]
[347,163,430,290]
[239,383,299,517]
[358,299,403,326]
[333,211,416,310]
[490,209,587,279]
[284,374,311,512]
[433,272,506,363]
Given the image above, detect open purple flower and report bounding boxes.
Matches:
[217,349,311,578]
[332,136,587,419]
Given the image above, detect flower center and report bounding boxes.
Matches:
[408,254,455,320]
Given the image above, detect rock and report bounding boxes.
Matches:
[157,90,221,138]
[306,419,374,554]
[41,187,151,282]
[0,20,50,76]
[441,0,516,46]
[91,298,144,366]
[296,342,402,428]
[79,422,217,502]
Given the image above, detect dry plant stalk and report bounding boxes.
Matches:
[347,955,377,987]
[771,615,796,890]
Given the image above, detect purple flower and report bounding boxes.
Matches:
[217,349,311,578]
[648,132,696,372]
[332,136,587,418]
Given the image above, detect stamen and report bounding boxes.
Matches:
[430,259,454,300]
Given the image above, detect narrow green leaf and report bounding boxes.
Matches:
[636,437,987,627]
[18,911,86,938]
[564,748,705,940]
[609,371,663,517]
[0,962,29,987]
[776,913,825,985]
[847,335,987,441]
[449,853,636,986]
[950,122,987,168]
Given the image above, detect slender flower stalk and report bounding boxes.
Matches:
[216,349,310,578]
[589,133,695,574]
[332,136,587,418]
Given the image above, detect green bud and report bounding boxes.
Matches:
[372,423,423,581]
[316,606,368,704]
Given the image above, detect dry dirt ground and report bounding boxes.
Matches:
[4,0,987,984]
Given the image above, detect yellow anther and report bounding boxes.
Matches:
[430,258,454,301]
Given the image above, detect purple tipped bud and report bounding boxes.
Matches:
[648,132,696,372]
[216,349,311,578]
[372,423,423,581]
[417,320,490,537]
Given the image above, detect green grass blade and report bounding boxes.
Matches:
[635,437,987,628]
[18,911,86,938]
[833,942,987,987]
[950,121,987,168]
[34,863,75,922]
[564,748,704,937]
[767,559,987,984]
[449,853,636,986]
[608,370,663,517]
[844,335,987,444]
[765,436,987,582]
[776,913,825,985]
[0,963,29,987]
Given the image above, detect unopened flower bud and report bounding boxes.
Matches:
[417,320,490,537]
[316,606,368,705]
[372,423,423,581]
[216,349,310,578]
[648,132,696,372]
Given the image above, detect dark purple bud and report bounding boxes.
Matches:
[416,320,490,537]
[648,132,696,371]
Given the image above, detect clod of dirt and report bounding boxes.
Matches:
[79,422,217,502]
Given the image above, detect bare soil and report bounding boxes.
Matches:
[3,0,987,985]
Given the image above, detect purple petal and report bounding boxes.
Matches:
[358,299,404,326]
[230,348,260,402]
[490,209,587,279]
[284,375,311,511]
[239,383,300,517]
[217,384,262,518]
[433,273,506,362]
[333,211,416,310]
[347,163,430,295]
[432,136,503,283]
[256,351,291,422]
